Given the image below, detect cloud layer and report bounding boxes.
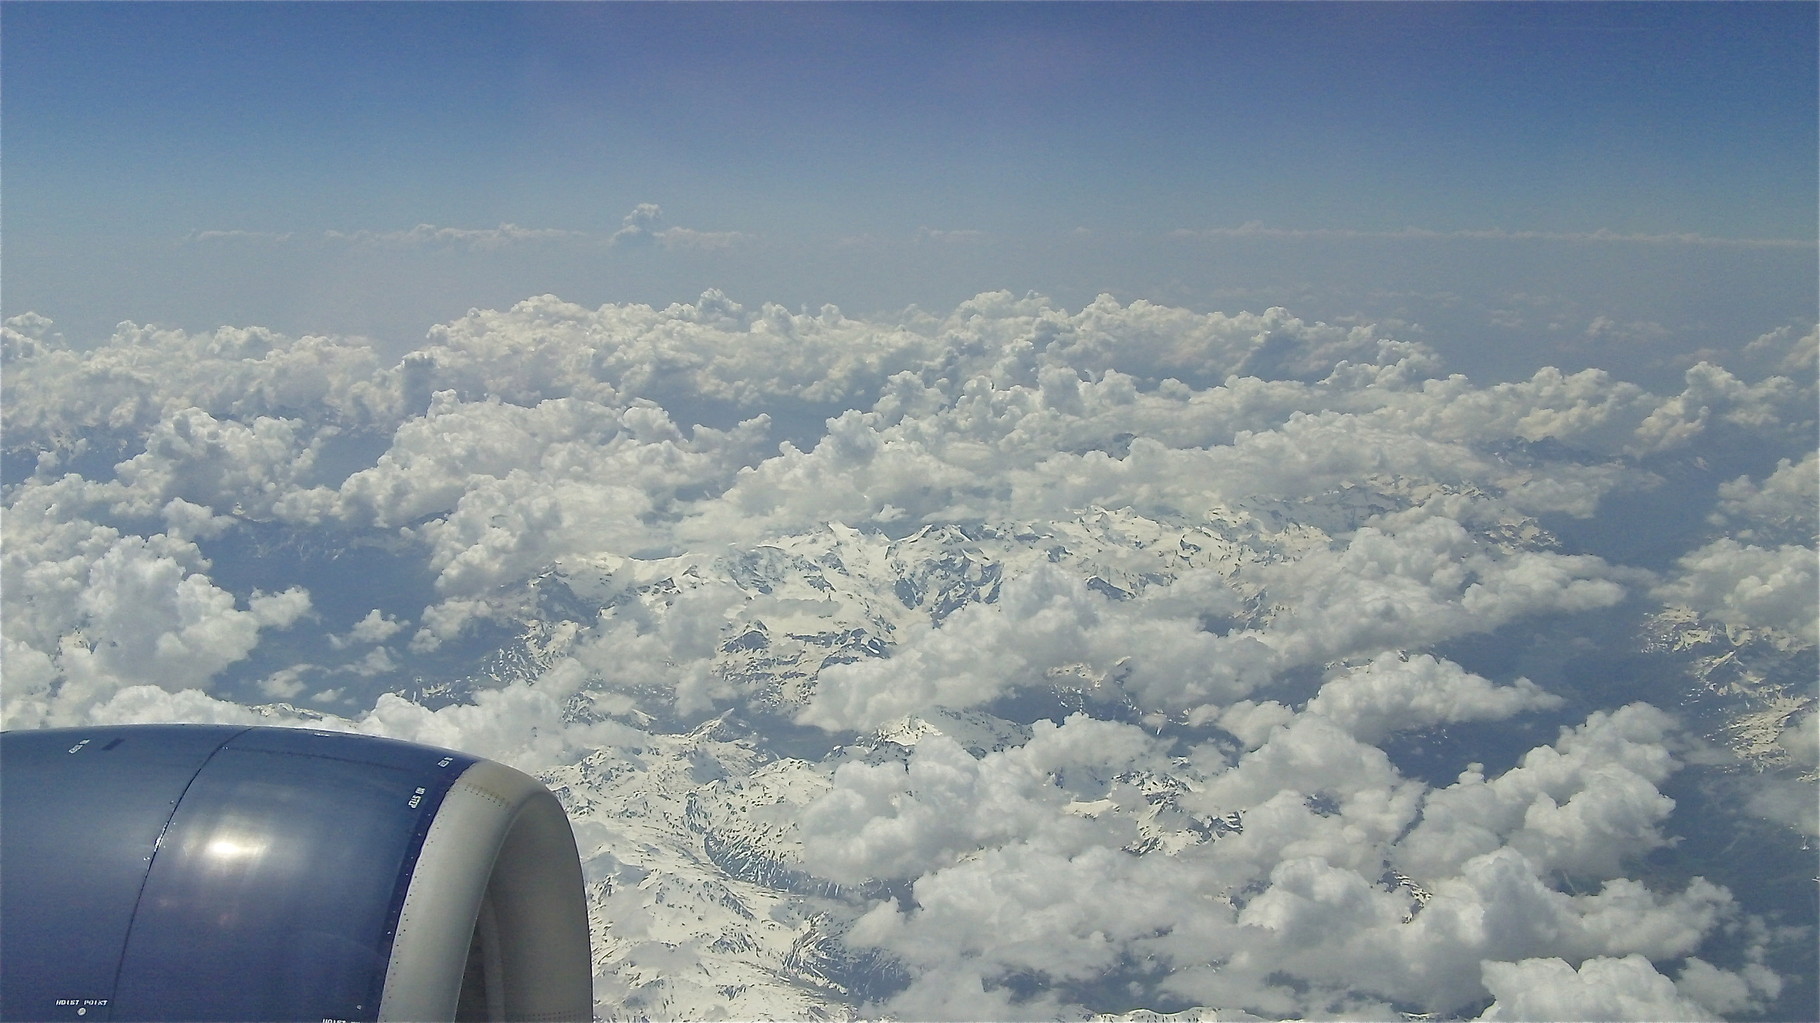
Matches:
[2,293,1813,1020]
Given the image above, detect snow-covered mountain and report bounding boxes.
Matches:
[424,496,1812,1021]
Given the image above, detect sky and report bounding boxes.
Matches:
[3,4,1818,1021]
[3,2,1815,379]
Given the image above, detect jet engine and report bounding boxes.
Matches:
[0,724,592,1022]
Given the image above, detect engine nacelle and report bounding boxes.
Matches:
[0,724,592,1022]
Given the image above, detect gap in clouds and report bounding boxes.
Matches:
[195,521,441,710]
[1540,428,1801,572]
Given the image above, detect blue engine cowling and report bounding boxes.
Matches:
[0,724,592,1022]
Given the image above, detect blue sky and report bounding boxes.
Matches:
[4,2,1815,370]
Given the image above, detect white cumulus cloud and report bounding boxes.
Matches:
[2,289,1811,1021]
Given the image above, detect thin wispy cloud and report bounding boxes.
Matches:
[325,222,588,249]
[185,229,296,243]
[915,227,991,245]
[1172,222,1817,249]
[186,206,753,254]
[189,219,1810,257]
